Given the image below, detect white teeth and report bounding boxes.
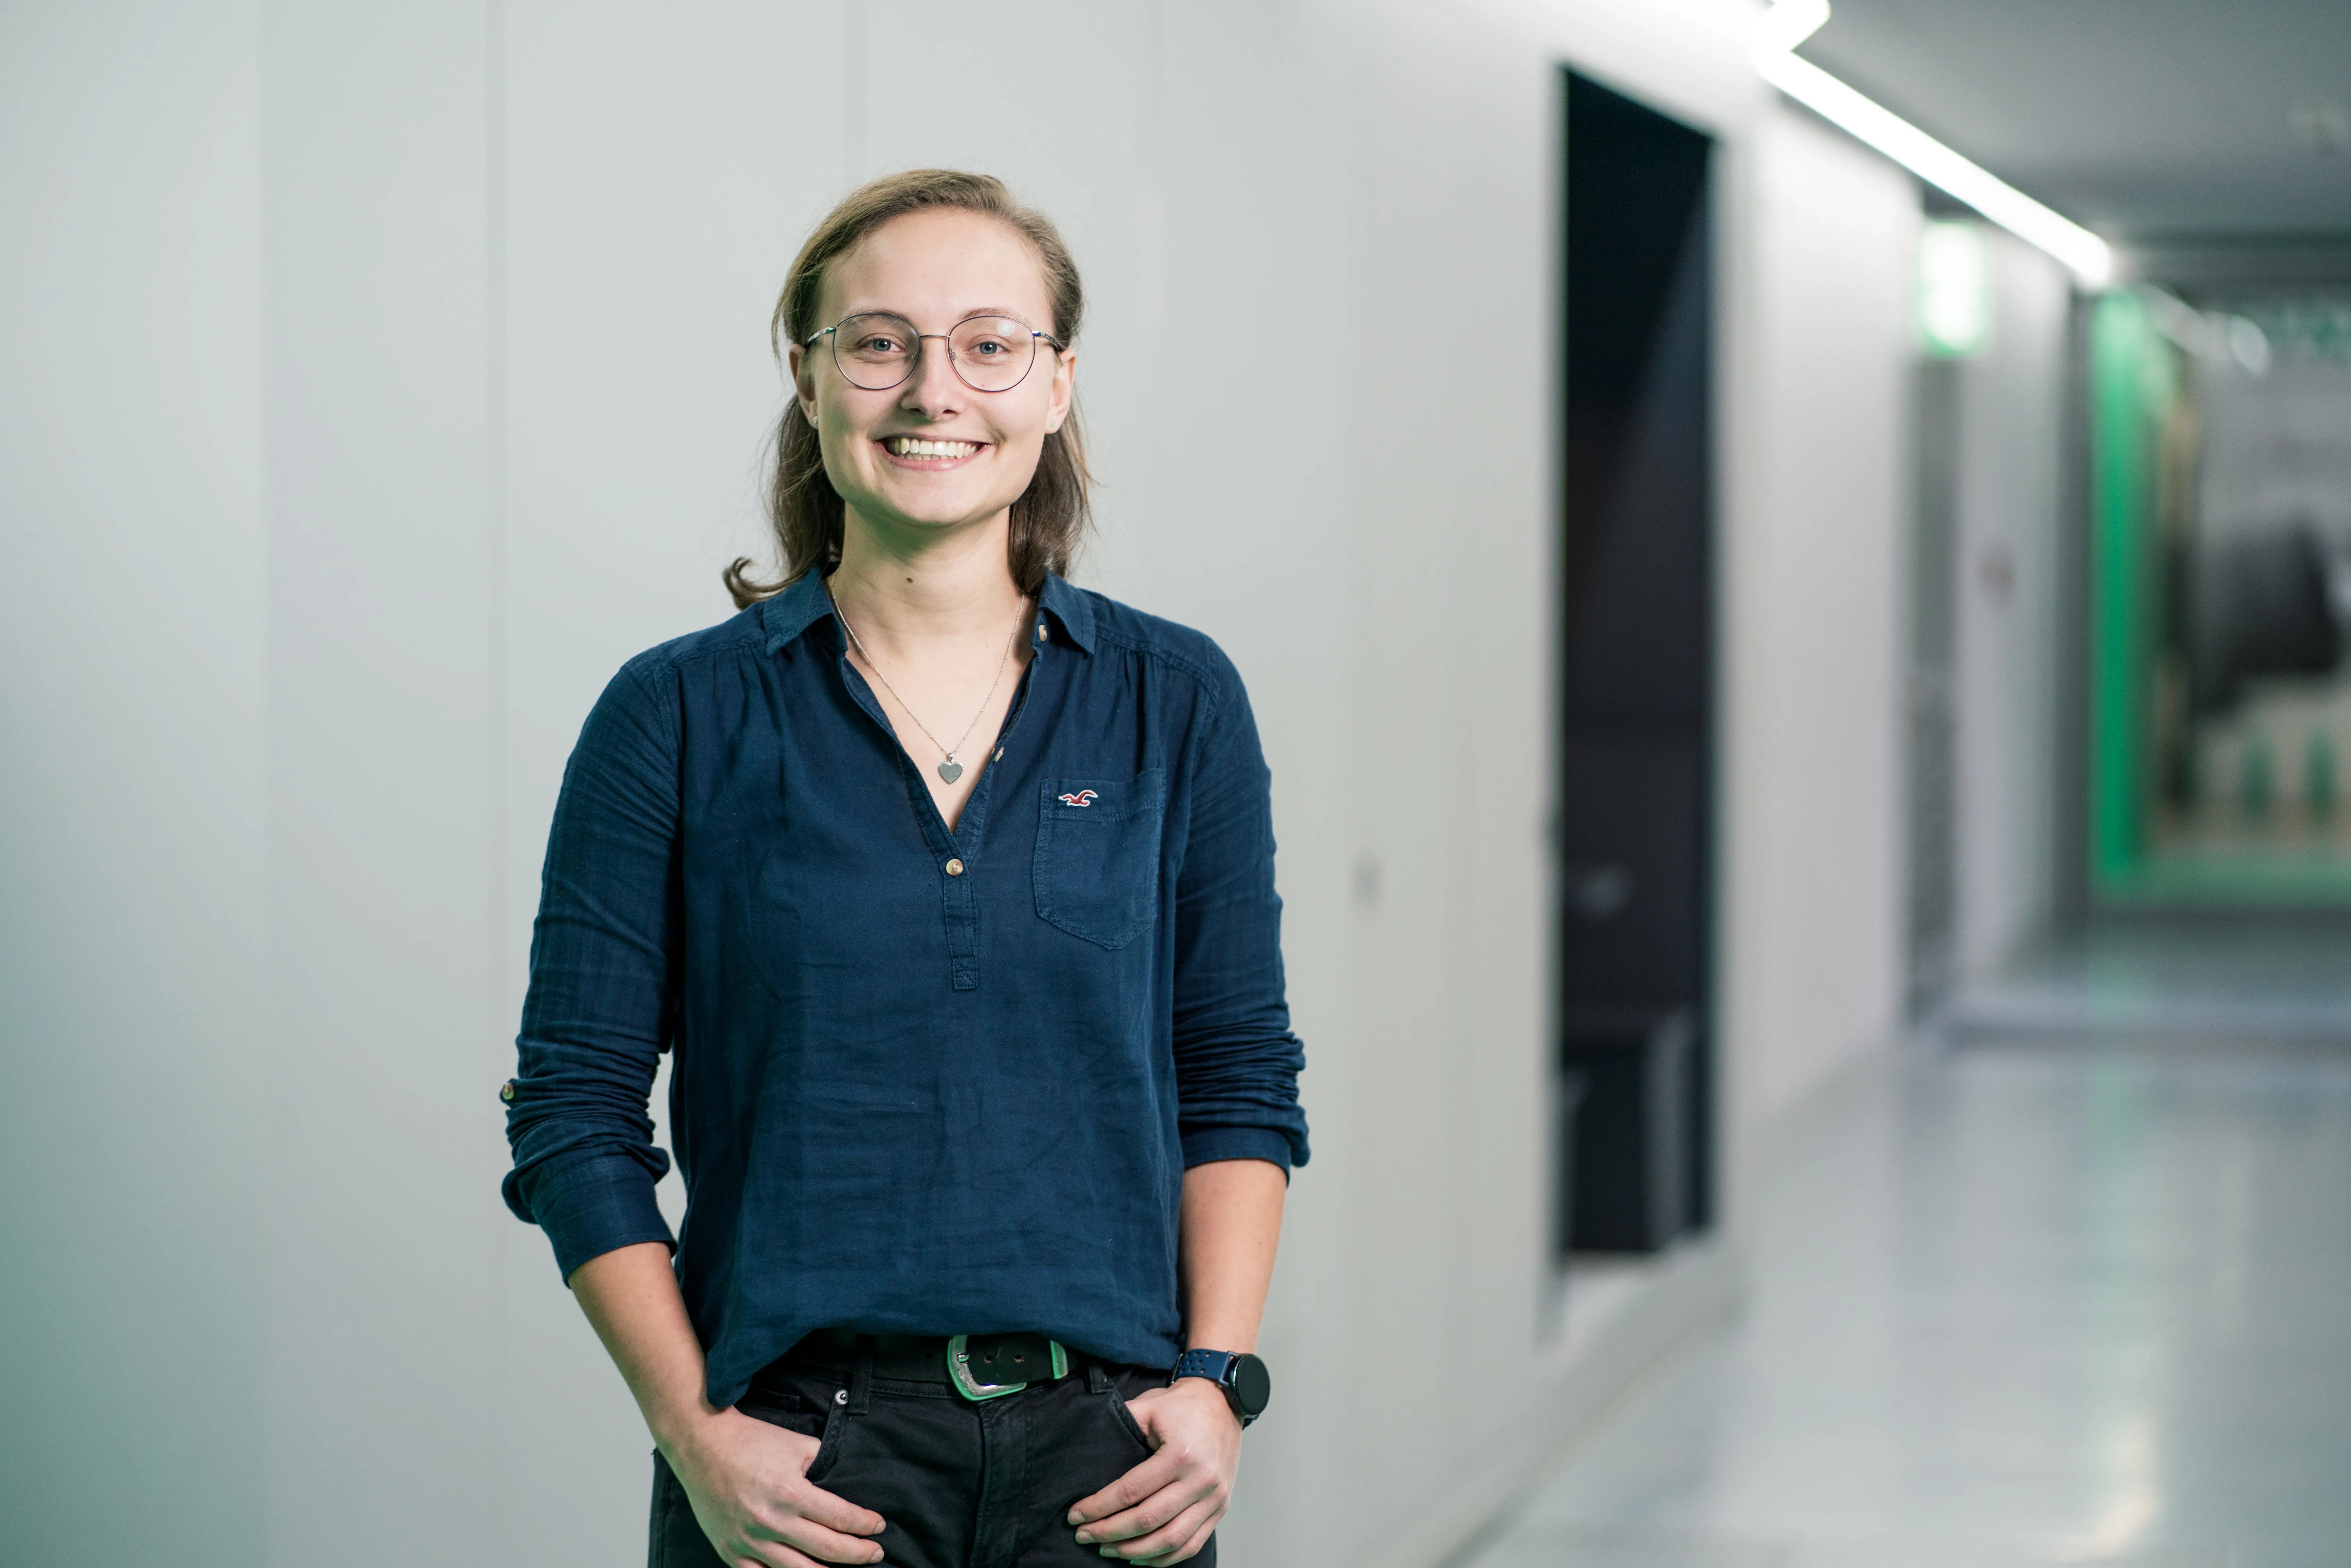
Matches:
[888,436,979,458]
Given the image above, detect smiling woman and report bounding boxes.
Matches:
[726,169,1094,608]
[501,168,1307,1568]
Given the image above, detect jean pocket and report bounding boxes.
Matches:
[805,1404,848,1486]
[1034,771,1167,949]
[741,1387,841,1481]
[1105,1386,1155,1457]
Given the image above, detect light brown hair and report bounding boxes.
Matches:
[724,169,1092,608]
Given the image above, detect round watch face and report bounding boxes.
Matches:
[1231,1353,1272,1416]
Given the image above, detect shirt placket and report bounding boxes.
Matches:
[939,839,981,990]
[832,618,1050,994]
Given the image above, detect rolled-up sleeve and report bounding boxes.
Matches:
[501,657,682,1281]
[1170,654,1311,1173]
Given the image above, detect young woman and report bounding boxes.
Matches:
[501,170,1308,1568]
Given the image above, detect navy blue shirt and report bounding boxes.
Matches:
[502,570,1310,1406]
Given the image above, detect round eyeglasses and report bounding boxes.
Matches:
[803,312,1064,394]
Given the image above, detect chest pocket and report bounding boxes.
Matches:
[1034,770,1167,949]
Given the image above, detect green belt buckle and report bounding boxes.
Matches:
[947,1334,1068,1401]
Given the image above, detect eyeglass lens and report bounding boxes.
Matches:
[830,313,1040,393]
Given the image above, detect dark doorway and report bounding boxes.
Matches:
[1554,71,1716,1257]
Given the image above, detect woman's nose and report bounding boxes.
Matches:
[898,339,965,418]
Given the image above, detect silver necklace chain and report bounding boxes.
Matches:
[832,588,1023,785]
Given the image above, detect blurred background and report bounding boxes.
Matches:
[4,2,2347,1565]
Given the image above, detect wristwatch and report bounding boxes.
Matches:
[1172,1348,1271,1427]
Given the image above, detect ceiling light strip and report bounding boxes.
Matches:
[1753,2,2114,286]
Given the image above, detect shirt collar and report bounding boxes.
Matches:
[759,568,1097,656]
[757,569,840,654]
[1035,572,1096,653]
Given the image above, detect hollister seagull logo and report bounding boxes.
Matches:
[1057,790,1099,808]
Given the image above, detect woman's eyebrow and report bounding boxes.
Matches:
[836,304,1035,325]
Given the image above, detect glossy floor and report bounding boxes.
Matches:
[1469,1039,2351,1568]
[1945,918,2351,1045]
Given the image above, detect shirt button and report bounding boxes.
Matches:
[499,1080,517,1103]
[945,858,965,876]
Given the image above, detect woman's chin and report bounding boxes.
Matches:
[849,494,1019,537]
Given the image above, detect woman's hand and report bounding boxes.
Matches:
[566,1245,884,1568]
[1065,1378,1242,1564]
[665,1406,886,1568]
[1069,1159,1284,1564]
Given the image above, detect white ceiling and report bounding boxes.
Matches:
[1799,0,2351,238]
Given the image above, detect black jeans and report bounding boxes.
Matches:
[648,1355,1213,1568]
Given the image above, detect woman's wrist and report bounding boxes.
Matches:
[1181,1330,1257,1355]
[643,1384,731,1463]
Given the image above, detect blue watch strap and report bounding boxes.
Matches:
[1174,1348,1238,1386]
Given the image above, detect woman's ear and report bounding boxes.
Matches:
[1045,347,1077,435]
[788,340,820,425]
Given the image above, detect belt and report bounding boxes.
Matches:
[778,1328,1080,1402]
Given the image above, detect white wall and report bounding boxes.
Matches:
[259,2,507,1559]
[1719,107,1920,1141]
[1953,233,2071,981]
[1,3,1937,1565]
[0,4,268,1563]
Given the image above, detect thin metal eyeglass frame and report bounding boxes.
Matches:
[801,312,1067,394]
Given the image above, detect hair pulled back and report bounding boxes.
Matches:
[724,169,1092,608]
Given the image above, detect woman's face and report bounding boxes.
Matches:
[791,208,1075,541]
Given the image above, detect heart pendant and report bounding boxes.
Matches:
[938,759,964,784]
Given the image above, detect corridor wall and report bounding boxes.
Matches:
[1952,233,2072,980]
[1,3,1934,1566]
[1720,107,1920,1140]
[0,5,268,1564]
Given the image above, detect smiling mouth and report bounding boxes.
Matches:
[881,435,984,465]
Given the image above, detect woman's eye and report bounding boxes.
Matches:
[969,339,1008,357]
